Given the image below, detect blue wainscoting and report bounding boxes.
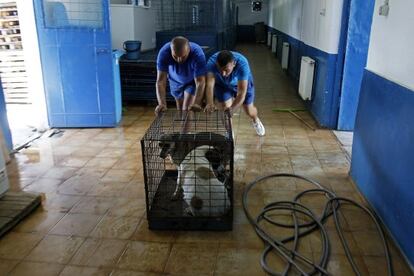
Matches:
[268,28,340,128]
[351,70,414,265]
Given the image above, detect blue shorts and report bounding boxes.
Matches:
[214,85,255,105]
[170,82,196,100]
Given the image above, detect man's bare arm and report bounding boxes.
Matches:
[205,73,216,112]
[155,70,168,115]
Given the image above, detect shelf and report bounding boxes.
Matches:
[0,16,18,21]
[0,25,19,30]
[0,41,21,45]
[0,3,16,9]
[0,33,20,38]
[0,7,16,12]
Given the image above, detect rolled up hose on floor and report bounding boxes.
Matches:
[242,173,393,276]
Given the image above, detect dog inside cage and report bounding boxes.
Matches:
[141,111,233,230]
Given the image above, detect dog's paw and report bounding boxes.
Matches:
[171,187,184,201]
[191,196,203,210]
[185,206,196,216]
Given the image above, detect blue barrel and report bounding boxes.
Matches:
[123,40,141,60]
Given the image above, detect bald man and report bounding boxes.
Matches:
[155,36,206,115]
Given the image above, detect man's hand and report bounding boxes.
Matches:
[224,107,233,117]
[155,104,167,116]
[189,103,203,112]
[204,103,216,113]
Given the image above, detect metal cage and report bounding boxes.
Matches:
[141,110,234,230]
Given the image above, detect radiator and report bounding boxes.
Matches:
[282,42,289,69]
[298,56,315,101]
[267,32,272,47]
[271,34,277,53]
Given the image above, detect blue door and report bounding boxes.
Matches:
[33,0,119,127]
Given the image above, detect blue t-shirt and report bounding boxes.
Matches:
[157,42,207,90]
[207,51,254,93]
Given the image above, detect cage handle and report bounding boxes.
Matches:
[224,109,233,138]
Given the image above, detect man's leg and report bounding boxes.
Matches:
[242,103,258,121]
[243,103,265,136]
[215,98,233,110]
[182,91,196,111]
[175,98,183,110]
[180,91,196,133]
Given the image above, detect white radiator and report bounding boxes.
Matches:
[271,34,277,53]
[267,32,272,47]
[298,56,315,101]
[282,42,289,69]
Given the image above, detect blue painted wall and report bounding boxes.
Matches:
[337,0,375,130]
[0,79,12,151]
[351,70,414,264]
[268,28,341,128]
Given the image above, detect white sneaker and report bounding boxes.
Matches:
[252,118,265,136]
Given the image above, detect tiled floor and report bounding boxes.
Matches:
[0,44,412,275]
[333,131,353,159]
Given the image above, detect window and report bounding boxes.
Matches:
[43,0,103,28]
[137,0,150,8]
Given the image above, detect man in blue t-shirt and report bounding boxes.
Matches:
[206,50,265,136]
[155,36,206,115]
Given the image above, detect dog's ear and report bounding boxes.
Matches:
[159,133,174,159]
[159,143,169,159]
[205,148,221,167]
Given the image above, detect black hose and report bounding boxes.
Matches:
[242,173,393,276]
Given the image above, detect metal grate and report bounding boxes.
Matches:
[42,0,103,28]
[153,0,216,31]
[153,0,237,32]
[141,110,234,230]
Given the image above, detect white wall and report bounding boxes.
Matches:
[16,0,49,129]
[268,0,343,54]
[133,6,157,50]
[110,5,157,50]
[236,0,269,25]
[110,5,134,49]
[366,0,414,90]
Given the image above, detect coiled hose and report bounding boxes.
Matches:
[242,173,393,276]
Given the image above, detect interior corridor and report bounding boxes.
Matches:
[0,44,412,275]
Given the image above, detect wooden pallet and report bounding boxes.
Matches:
[0,191,41,237]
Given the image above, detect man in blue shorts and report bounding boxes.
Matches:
[155,36,206,115]
[205,50,265,136]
